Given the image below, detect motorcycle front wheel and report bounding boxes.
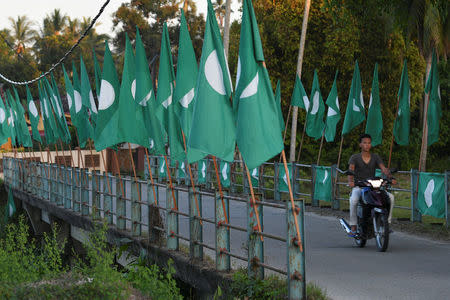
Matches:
[355,217,367,248]
[373,213,389,252]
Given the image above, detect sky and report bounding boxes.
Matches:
[0,0,241,36]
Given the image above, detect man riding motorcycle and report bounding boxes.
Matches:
[347,134,396,237]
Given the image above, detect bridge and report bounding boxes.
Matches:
[3,156,450,299]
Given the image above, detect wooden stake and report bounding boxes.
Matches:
[281,150,303,251]
[144,148,158,206]
[181,132,202,225]
[100,150,112,195]
[88,139,96,172]
[113,150,125,198]
[296,120,307,162]
[67,143,76,168]
[127,143,141,202]
[244,164,264,242]
[164,155,178,211]
[316,131,325,165]
[59,140,68,167]
[336,135,344,170]
[212,156,229,224]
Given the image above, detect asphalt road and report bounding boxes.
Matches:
[113,182,450,299]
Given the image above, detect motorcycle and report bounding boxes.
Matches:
[340,171,396,252]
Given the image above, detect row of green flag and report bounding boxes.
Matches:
[291,51,441,147]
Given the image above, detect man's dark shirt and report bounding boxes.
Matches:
[348,153,384,182]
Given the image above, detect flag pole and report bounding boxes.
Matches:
[59,140,68,167]
[212,156,229,224]
[113,150,125,197]
[88,139,100,194]
[316,130,325,165]
[127,143,142,203]
[144,148,158,206]
[46,147,53,164]
[279,105,292,164]
[164,155,178,211]
[281,149,303,251]
[336,135,344,170]
[296,119,307,162]
[74,130,85,168]
[181,132,202,225]
[54,143,62,165]
[100,149,112,195]
[244,164,264,242]
[387,95,400,169]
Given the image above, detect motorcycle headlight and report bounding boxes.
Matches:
[367,179,383,188]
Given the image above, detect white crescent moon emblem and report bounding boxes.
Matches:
[66,93,72,110]
[98,80,115,111]
[160,160,165,173]
[303,96,310,112]
[53,95,62,117]
[139,90,152,106]
[131,79,136,99]
[369,93,373,109]
[424,179,435,208]
[221,163,228,180]
[0,108,5,123]
[335,96,339,109]
[162,84,173,108]
[360,91,364,108]
[179,88,195,108]
[310,91,320,114]
[235,56,241,88]
[240,72,259,99]
[327,107,337,117]
[283,172,288,185]
[29,101,38,118]
[205,50,226,95]
[89,90,97,113]
[201,162,206,178]
[322,170,328,184]
[251,168,258,180]
[352,98,360,112]
[74,90,82,113]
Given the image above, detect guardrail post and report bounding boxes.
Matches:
[131,180,142,236]
[43,164,49,201]
[57,165,64,206]
[50,165,56,203]
[104,172,113,224]
[311,164,319,207]
[215,191,230,271]
[65,167,72,209]
[73,168,80,212]
[293,164,300,197]
[248,194,264,279]
[445,171,449,229]
[92,171,101,219]
[116,176,126,230]
[331,165,340,210]
[410,169,422,222]
[274,163,281,201]
[167,185,179,250]
[189,186,203,260]
[287,199,306,300]
[81,169,89,216]
[207,159,213,190]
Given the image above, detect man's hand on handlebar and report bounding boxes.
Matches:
[348,181,355,188]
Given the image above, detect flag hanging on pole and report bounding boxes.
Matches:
[393,60,410,146]
[93,48,102,99]
[154,23,186,162]
[117,33,149,148]
[50,73,72,142]
[134,27,165,155]
[324,71,340,142]
[4,93,17,147]
[26,85,42,143]
[305,70,325,140]
[43,77,66,142]
[342,60,365,135]
[365,63,383,146]
[95,41,120,151]
[5,187,16,221]
[0,94,10,145]
[188,0,235,163]
[291,74,309,110]
[233,0,283,170]
[12,88,33,147]
[274,79,285,131]
[424,50,441,146]
[173,10,206,163]
[38,79,56,145]
[80,54,98,126]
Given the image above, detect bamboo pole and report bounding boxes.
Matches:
[316,131,325,165]
[100,150,112,195]
[113,150,125,197]
[296,120,307,162]
[181,132,202,225]
[244,164,264,242]
[336,135,344,170]
[127,143,141,202]
[59,140,68,167]
[164,155,178,210]
[74,131,85,169]
[281,150,303,251]
[144,148,158,205]
[212,156,229,224]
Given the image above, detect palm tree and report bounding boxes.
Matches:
[42,9,68,36]
[177,0,197,14]
[213,0,227,30]
[8,15,36,53]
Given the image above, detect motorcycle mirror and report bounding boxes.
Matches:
[389,168,398,174]
[345,170,355,176]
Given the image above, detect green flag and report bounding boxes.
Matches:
[154,23,185,162]
[365,63,383,146]
[51,73,72,142]
[95,41,120,151]
[393,60,410,146]
[234,0,283,170]
[0,94,10,145]
[12,88,33,147]
[9,90,22,147]
[117,34,149,148]
[188,0,235,163]
[324,71,340,142]
[5,187,16,221]
[278,162,292,192]
[424,50,441,146]
[250,167,259,187]
[5,94,17,147]
[93,48,102,98]
[291,74,309,110]
[43,77,66,142]
[417,172,445,218]
[306,70,325,140]
[26,85,42,143]
[80,54,98,125]
[274,79,285,131]
[173,11,205,163]
[134,28,165,155]
[197,159,207,184]
[219,160,230,187]
[342,60,365,135]
[178,161,186,180]
[159,158,167,179]
[38,80,56,145]
[314,166,332,202]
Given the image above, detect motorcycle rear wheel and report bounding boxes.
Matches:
[374,214,389,252]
